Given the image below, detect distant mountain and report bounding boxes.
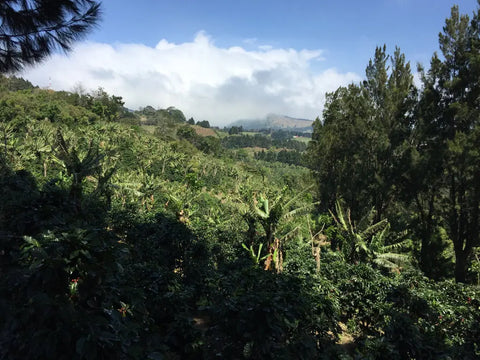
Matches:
[229,114,313,132]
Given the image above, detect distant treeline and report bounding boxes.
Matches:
[227,126,311,138]
[221,134,307,151]
[254,149,304,166]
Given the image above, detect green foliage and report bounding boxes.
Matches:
[204,266,340,359]
[196,120,210,128]
[175,125,222,156]
[307,46,415,223]
[166,106,186,122]
[0,74,36,92]
[2,6,480,355]
[141,106,186,133]
[242,243,270,265]
[228,125,243,135]
[223,132,307,151]
[330,201,411,271]
[307,3,480,284]
[412,4,480,282]
[376,273,480,358]
[88,87,125,122]
[255,148,304,166]
[321,260,480,359]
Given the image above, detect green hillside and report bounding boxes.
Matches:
[1,71,479,359]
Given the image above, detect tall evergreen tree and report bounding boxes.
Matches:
[307,46,416,223]
[415,3,480,282]
[0,0,101,73]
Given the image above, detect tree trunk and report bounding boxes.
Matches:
[420,235,432,276]
[417,193,435,277]
[454,248,471,283]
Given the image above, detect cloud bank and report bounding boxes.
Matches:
[21,31,360,125]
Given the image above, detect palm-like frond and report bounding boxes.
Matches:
[330,201,351,234]
[283,202,319,221]
[331,200,412,270]
[374,252,410,270]
[381,238,412,253]
[369,223,390,250]
[361,218,389,240]
[356,206,377,233]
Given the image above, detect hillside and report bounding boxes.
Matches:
[192,124,218,137]
[230,113,314,131]
[1,75,479,360]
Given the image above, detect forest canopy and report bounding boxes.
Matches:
[306,4,480,283]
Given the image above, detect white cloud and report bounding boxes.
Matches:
[21,31,361,125]
[412,71,423,90]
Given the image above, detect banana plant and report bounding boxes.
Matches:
[241,243,271,266]
[330,200,411,271]
[252,186,317,247]
[53,130,113,212]
[239,184,318,272]
[18,120,56,176]
[0,121,19,164]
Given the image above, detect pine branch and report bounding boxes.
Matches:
[0,0,101,72]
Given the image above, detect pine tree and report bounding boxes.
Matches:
[306,45,415,223]
[0,0,101,73]
[416,3,480,282]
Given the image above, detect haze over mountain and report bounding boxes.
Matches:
[229,114,313,131]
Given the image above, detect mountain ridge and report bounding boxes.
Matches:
[229,114,313,131]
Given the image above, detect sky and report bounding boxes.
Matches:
[21,0,479,126]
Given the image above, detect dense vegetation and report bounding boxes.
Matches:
[306,5,480,284]
[1,3,479,360]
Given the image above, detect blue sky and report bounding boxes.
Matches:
[93,0,478,73]
[22,0,479,125]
